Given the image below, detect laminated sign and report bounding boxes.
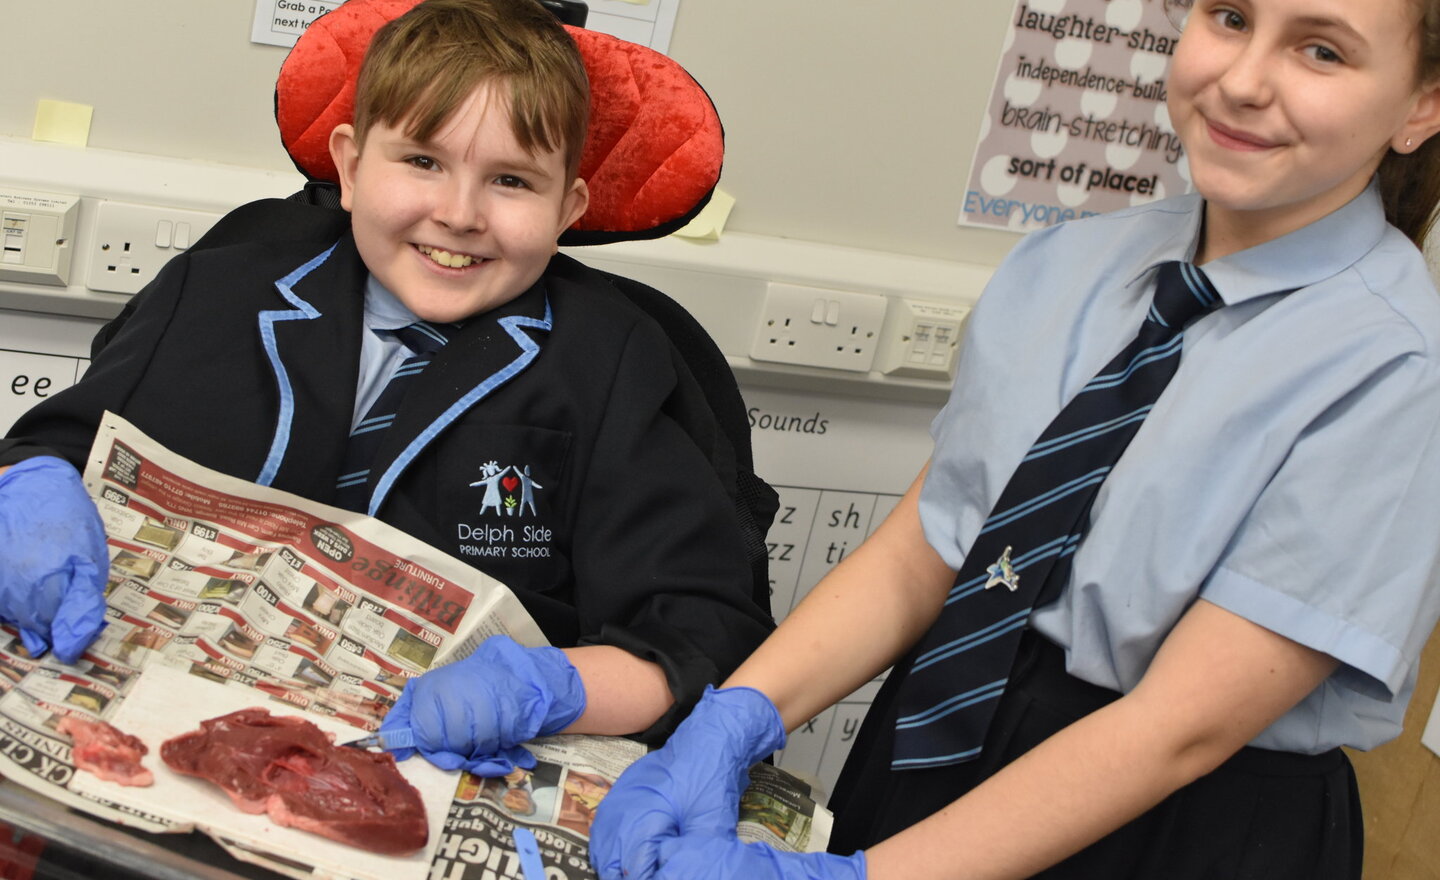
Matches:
[960,0,1191,231]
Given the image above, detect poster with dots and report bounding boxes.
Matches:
[960,0,1192,231]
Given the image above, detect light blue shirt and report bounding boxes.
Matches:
[920,182,1440,752]
[352,275,424,430]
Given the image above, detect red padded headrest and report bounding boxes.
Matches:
[275,0,723,244]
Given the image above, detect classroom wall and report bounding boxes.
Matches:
[2,3,292,179]
[0,0,1023,268]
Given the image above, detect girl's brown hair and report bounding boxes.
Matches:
[1379,0,1440,246]
[352,0,590,179]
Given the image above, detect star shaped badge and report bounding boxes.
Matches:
[984,545,1020,592]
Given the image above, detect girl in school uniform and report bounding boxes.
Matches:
[587,0,1440,877]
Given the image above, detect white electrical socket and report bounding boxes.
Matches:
[85,201,222,295]
[750,282,888,372]
[875,298,971,380]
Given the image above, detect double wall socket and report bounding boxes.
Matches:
[750,282,888,372]
[85,200,223,295]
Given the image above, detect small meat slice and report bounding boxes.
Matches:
[160,707,426,855]
[58,716,154,787]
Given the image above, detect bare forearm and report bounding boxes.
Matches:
[867,691,1204,878]
[865,600,1339,879]
[560,644,674,735]
[727,466,956,730]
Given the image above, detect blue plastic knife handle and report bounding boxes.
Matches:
[340,728,415,750]
[513,826,546,880]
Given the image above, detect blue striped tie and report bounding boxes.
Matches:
[891,261,1221,770]
[333,321,454,512]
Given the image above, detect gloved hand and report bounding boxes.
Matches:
[0,457,109,664]
[655,836,866,880]
[379,634,585,775]
[590,685,787,880]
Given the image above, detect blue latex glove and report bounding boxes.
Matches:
[0,456,109,664]
[379,634,585,775]
[590,685,786,880]
[655,836,866,880]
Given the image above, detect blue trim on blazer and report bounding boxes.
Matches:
[256,245,334,486]
[367,297,554,516]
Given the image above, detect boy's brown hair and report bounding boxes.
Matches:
[351,0,590,179]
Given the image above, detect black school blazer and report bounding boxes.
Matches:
[1,204,772,738]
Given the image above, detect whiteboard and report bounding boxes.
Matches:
[742,384,940,799]
[0,309,101,436]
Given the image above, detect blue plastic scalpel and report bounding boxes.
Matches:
[513,827,546,880]
[338,728,415,751]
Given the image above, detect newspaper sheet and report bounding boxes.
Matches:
[429,737,832,880]
[0,412,830,879]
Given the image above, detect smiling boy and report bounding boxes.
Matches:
[0,0,772,757]
[331,2,591,325]
[335,79,588,324]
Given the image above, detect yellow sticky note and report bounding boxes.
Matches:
[33,100,94,146]
[672,188,735,242]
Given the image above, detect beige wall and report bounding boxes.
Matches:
[3,4,293,176]
[2,1,1023,268]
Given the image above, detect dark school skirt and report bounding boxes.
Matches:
[826,629,1363,879]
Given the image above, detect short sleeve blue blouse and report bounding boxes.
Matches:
[919,183,1440,752]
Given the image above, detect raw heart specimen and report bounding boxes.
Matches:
[160,707,427,855]
[58,715,154,787]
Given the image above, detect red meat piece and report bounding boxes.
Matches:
[58,716,154,787]
[160,707,427,855]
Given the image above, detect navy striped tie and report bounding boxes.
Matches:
[891,261,1221,770]
[333,321,454,512]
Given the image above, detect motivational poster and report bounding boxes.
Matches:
[960,0,1190,231]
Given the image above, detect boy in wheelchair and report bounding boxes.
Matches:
[0,0,772,776]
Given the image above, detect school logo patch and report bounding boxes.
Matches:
[468,460,543,517]
[457,459,554,561]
